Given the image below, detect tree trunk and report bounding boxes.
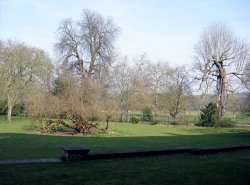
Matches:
[106,119,109,130]
[88,48,96,78]
[154,92,158,116]
[170,112,176,124]
[217,74,226,120]
[119,113,123,122]
[105,115,111,130]
[126,105,129,123]
[125,97,130,122]
[7,93,13,122]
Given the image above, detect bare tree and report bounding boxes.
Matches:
[0,40,52,122]
[161,66,191,120]
[146,61,170,115]
[55,9,119,79]
[193,23,249,119]
[110,57,138,122]
[127,54,151,111]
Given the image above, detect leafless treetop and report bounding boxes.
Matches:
[55,9,119,78]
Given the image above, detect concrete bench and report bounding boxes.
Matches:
[61,144,250,161]
[62,146,90,160]
[189,145,250,155]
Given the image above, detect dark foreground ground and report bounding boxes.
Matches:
[1,150,250,185]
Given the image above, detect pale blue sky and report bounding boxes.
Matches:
[0,0,249,65]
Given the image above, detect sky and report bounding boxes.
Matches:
[0,0,249,65]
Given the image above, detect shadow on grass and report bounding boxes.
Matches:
[0,130,250,160]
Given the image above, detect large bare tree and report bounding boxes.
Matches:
[55,9,119,79]
[0,40,52,122]
[193,23,249,119]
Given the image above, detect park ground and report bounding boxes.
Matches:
[0,116,250,185]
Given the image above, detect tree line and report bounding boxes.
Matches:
[0,9,249,123]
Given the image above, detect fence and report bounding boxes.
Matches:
[107,113,200,125]
[107,112,250,125]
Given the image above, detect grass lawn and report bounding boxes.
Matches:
[0,116,250,185]
[0,116,250,160]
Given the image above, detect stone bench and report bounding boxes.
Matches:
[189,145,250,155]
[88,147,194,160]
[62,146,90,160]
[61,144,250,161]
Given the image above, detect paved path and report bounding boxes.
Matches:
[0,158,63,165]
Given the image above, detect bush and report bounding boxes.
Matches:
[0,101,7,115]
[200,103,219,127]
[218,118,236,127]
[12,103,25,116]
[199,103,235,127]
[0,101,24,116]
[150,120,159,125]
[88,116,100,122]
[142,107,153,122]
[130,116,140,124]
[59,111,68,119]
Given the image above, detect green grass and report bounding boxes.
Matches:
[0,116,249,160]
[0,116,36,133]
[0,116,250,185]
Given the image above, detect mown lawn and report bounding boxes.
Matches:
[0,116,250,160]
[0,116,250,185]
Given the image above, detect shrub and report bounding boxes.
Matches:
[199,103,236,127]
[0,101,24,116]
[150,120,159,125]
[59,111,68,119]
[200,103,219,127]
[12,103,25,116]
[142,107,153,122]
[130,116,140,124]
[218,118,236,127]
[88,116,100,122]
[0,101,7,115]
